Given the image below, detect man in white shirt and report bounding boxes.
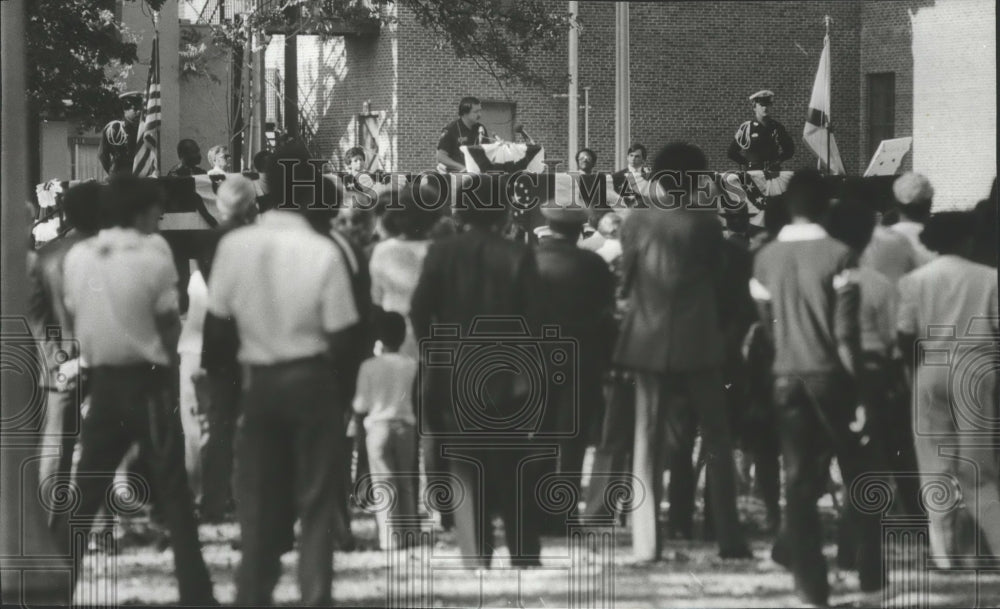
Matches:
[206,141,359,606]
[897,211,1000,568]
[62,176,216,605]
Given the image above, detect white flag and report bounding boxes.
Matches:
[803,34,846,175]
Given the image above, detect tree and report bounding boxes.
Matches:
[26,0,166,130]
[214,0,574,91]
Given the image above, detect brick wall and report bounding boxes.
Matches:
[247,0,995,204]
[627,1,861,173]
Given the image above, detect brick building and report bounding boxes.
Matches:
[263,0,993,209]
[40,0,995,209]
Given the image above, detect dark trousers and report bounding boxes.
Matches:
[442,444,547,568]
[66,365,214,604]
[772,373,883,605]
[859,356,921,515]
[201,374,239,519]
[234,357,344,606]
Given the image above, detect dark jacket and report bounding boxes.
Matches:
[614,208,727,373]
[410,227,541,435]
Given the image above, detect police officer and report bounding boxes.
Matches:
[436,96,489,172]
[727,90,794,176]
[99,91,144,177]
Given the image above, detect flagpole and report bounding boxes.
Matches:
[824,15,831,175]
[153,12,161,176]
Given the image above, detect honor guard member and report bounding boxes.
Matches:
[436,96,488,173]
[99,91,144,177]
[727,90,795,176]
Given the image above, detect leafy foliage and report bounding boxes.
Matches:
[213,0,574,90]
[26,0,154,129]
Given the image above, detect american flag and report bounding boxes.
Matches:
[133,36,161,177]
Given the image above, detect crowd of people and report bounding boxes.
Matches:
[27,125,999,607]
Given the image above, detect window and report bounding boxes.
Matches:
[479,101,516,142]
[70,137,104,181]
[867,73,895,161]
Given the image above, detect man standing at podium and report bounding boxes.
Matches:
[436,96,488,173]
[727,90,795,176]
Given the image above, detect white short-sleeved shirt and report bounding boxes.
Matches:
[63,228,179,366]
[897,255,999,340]
[369,237,430,316]
[352,353,417,430]
[207,211,359,365]
[897,255,999,431]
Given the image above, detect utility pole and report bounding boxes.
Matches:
[567,1,579,166]
[614,2,630,169]
[283,4,299,140]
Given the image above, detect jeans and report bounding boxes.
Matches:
[772,373,883,605]
[65,364,215,604]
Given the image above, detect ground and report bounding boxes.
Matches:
[79,493,999,608]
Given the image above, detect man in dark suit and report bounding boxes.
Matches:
[534,196,616,528]
[410,185,545,568]
[615,143,751,562]
[611,144,651,209]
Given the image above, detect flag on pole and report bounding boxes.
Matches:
[803,34,846,175]
[133,36,161,177]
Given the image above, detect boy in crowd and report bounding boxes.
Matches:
[751,170,883,606]
[353,311,418,550]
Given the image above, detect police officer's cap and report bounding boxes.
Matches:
[119,91,144,107]
[749,90,775,105]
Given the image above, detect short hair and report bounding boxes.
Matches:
[102,175,164,228]
[382,183,441,239]
[345,146,366,163]
[375,310,407,351]
[920,211,976,255]
[784,169,830,222]
[207,145,229,168]
[216,175,258,223]
[252,150,272,173]
[763,196,790,236]
[826,189,877,252]
[650,142,707,206]
[893,172,934,206]
[61,182,104,234]
[627,143,647,159]
[576,148,597,164]
[458,96,481,116]
[177,138,199,156]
